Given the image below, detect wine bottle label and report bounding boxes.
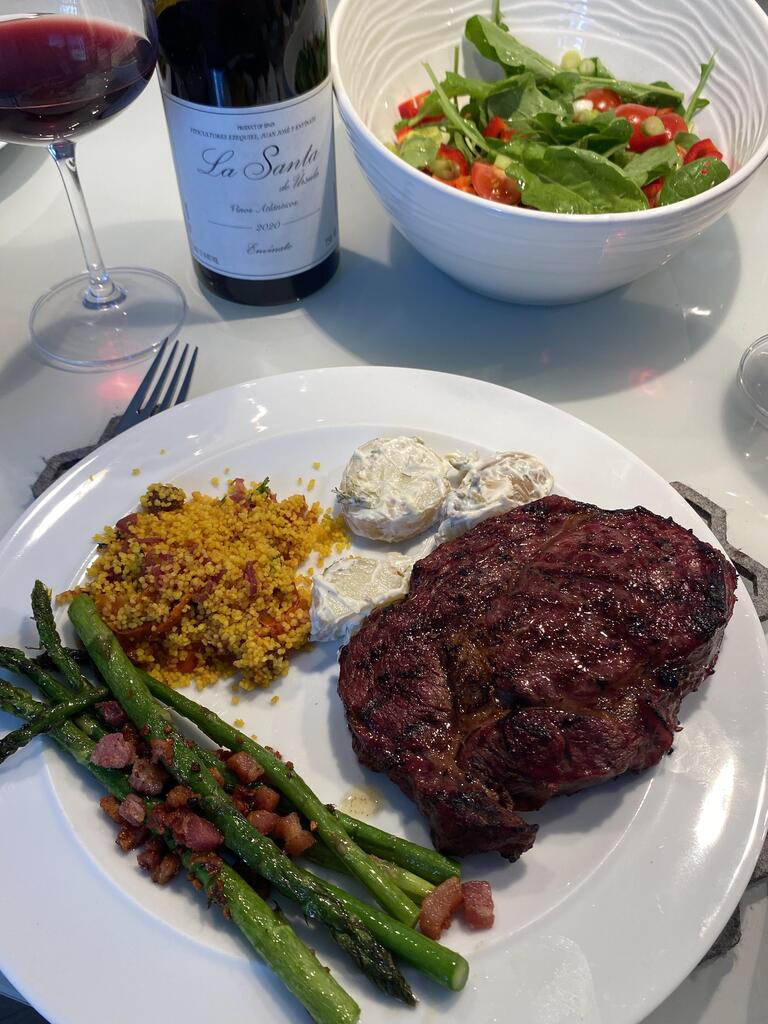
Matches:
[161,78,338,281]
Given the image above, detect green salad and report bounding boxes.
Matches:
[391,3,728,213]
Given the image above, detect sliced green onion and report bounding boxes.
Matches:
[573,98,594,113]
[429,157,460,180]
[561,49,582,70]
[642,115,665,137]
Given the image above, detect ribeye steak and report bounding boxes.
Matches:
[337,495,737,860]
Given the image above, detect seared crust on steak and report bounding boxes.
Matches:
[338,495,737,860]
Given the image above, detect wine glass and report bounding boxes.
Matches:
[0,0,186,370]
[738,336,768,425]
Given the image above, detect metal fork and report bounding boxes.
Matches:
[114,339,198,436]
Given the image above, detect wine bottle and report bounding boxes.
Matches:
[156,0,338,306]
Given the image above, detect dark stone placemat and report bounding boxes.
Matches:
[672,482,768,622]
[672,483,768,964]
[30,416,121,500]
[700,905,742,963]
[27,444,768,964]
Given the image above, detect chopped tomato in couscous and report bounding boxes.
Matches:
[59,478,348,691]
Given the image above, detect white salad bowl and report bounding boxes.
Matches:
[331,0,768,304]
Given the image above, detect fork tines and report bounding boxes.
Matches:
[115,338,198,435]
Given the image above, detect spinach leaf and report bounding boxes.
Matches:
[502,158,599,214]
[531,111,632,155]
[407,70,530,123]
[465,15,558,78]
[583,117,633,155]
[487,74,567,121]
[398,132,440,169]
[532,111,605,144]
[658,156,729,205]
[675,131,700,150]
[549,71,580,100]
[621,142,681,187]
[683,56,715,124]
[502,139,648,213]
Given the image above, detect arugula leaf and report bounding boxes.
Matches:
[487,74,567,121]
[621,141,681,187]
[683,56,716,124]
[449,130,476,164]
[465,16,558,78]
[502,138,648,213]
[398,132,440,168]
[658,156,729,205]
[572,75,684,106]
[589,56,614,79]
[424,64,490,152]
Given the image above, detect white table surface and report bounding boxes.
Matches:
[1,17,768,1023]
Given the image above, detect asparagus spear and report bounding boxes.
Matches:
[332,810,460,885]
[69,594,416,1006]
[0,681,360,1024]
[41,647,462,884]
[137,667,441,911]
[32,580,93,694]
[0,685,105,763]
[305,842,435,904]
[320,876,469,991]
[0,646,106,741]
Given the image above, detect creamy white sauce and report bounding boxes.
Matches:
[437,451,554,542]
[337,436,453,542]
[310,553,413,643]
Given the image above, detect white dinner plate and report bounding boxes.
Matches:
[0,366,766,1024]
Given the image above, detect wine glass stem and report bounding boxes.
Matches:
[48,140,126,309]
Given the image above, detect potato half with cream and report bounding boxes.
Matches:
[437,452,554,541]
[310,554,413,643]
[337,436,452,542]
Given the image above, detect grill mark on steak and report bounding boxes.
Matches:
[338,495,737,860]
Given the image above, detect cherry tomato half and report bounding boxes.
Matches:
[614,103,659,152]
[659,111,688,138]
[443,173,476,195]
[584,88,621,111]
[470,161,521,205]
[483,115,515,141]
[398,90,430,120]
[684,138,723,164]
[642,178,664,208]
[397,90,442,125]
[634,111,690,152]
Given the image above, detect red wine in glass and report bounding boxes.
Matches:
[0,15,156,144]
[0,5,186,371]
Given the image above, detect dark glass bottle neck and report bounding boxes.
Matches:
[156,0,329,107]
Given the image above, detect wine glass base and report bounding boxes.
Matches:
[30,267,187,372]
[738,334,768,424]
